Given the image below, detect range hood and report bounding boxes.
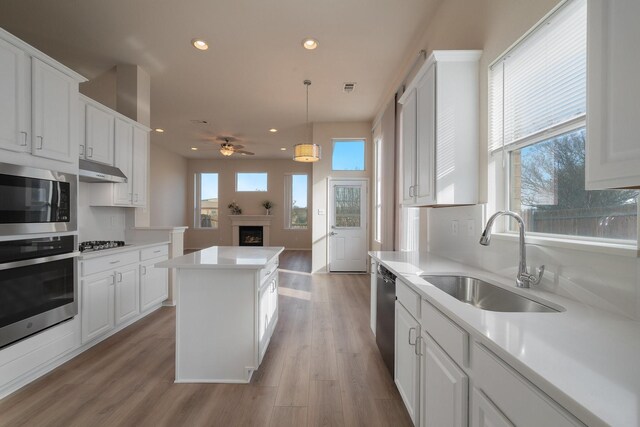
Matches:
[79,159,127,183]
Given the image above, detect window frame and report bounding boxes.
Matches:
[235,172,268,192]
[374,137,382,243]
[283,173,309,230]
[194,172,219,230]
[331,138,367,171]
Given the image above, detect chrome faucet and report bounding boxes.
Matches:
[479,211,544,288]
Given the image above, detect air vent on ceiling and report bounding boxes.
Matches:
[343,82,356,93]
[190,119,208,124]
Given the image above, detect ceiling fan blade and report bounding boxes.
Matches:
[231,144,245,150]
[235,150,255,155]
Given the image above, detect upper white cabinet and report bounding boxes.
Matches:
[0,37,30,153]
[399,50,481,206]
[132,126,148,207]
[83,100,115,165]
[114,117,134,205]
[586,0,640,189]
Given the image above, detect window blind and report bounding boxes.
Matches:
[489,0,586,153]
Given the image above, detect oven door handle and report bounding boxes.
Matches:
[0,251,81,271]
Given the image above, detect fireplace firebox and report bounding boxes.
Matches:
[239,226,264,246]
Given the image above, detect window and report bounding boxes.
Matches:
[374,137,382,242]
[332,139,365,171]
[284,174,308,229]
[195,173,218,228]
[490,0,638,241]
[236,173,268,192]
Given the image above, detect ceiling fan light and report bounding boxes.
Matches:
[293,143,321,162]
[220,146,234,156]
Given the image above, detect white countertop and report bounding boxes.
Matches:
[156,246,284,269]
[78,241,170,260]
[370,251,640,427]
[131,226,188,231]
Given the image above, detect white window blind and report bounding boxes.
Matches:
[489,0,586,152]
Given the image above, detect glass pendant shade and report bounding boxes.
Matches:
[293,143,321,162]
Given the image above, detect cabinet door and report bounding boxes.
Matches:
[114,118,134,205]
[415,63,436,205]
[81,273,115,343]
[132,126,148,207]
[395,301,420,425]
[586,0,640,189]
[258,282,271,362]
[0,38,30,153]
[401,89,417,205]
[85,103,115,165]
[268,274,278,332]
[471,388,514,427]
[115,266,139,325]
[31,58,75,163]
[140,257,169,312]
[421,332,468,427]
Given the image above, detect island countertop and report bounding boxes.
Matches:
[156,246,284,269]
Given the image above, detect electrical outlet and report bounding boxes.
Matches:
[467,219,475,237]
[451,220,459,236]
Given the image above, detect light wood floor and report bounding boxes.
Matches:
[0,269,412,427]
[279,250,312,274]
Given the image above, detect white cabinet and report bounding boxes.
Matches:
[258,271,278,363]
[114,117,134,205]
[114,266,139,325]
[421,332,468,427]
[132,126,148,207]
[81,272,115,343]
[0,37,30,153]
[31,58,76,163]
[471,388,514,427]
[395,300,421,425]
[140,256,169,312]
[586,0,640,189]
[398,50,481,206]
[83,101,115,165]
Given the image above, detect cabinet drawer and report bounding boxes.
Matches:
[422,299,468,368]
[472,342,583,427]
[260,259,278,284]
[396,278,421,320]
[140,245,168,261]
[81,251,139,277]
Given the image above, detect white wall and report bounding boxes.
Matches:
[311,121,373,273]
[149,143,188,227]
[390,0,640,320]
[185,158,312,250]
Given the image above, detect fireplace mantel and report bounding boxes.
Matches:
[229,215,272,246]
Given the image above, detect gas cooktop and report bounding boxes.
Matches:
[79,240,127,252]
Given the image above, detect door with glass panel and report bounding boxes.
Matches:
[329,179,368,272]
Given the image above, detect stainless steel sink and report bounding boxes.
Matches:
[420,275,561,313]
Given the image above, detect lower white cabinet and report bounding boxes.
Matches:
[421,332,468,427]
[395,300,421,425]
[114,266,139,325]
[81,272,115,343]
[140,256,169,312]
[258,271,278,363]
[471,388,514,427]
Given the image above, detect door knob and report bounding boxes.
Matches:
[329,231,337,236]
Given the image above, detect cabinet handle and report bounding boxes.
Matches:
[142,266,147,275]
[109,260,120,265]
[87,146,93,158]
[20,131,28,146]
[414,335,422,356]
[414,185,419,196]
[408,327,417,345]
[36,136,43,150]
[153,250,162,253]
[117,272,123,282]
[79,144,85,156]
[409,185,414,198]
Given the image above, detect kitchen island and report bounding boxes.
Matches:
[156,246,284,383]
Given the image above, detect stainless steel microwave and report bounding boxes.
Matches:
[0,163,77,235]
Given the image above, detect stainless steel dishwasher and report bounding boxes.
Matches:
[376,264,396,377]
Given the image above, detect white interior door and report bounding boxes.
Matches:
[329,179,367,272]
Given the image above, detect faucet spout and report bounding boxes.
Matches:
[479,210,544,288]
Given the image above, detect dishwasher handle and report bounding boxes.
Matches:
[377,264,396,284]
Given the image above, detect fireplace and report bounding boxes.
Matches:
[239,226,264,246]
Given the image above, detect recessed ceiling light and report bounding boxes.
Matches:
[302,38,319,50]
[191,147,198,151]
[191,39,209,51]
[155,128,164,133]
[280,147,287,151]
[269,128,278,133]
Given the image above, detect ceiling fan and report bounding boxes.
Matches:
[217,136,254,157]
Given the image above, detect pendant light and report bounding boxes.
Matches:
[293,80,321,162]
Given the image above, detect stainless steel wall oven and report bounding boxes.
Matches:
[0,163,77,235]
[0,235,78,348]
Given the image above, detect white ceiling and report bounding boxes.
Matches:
[0,0,440,159]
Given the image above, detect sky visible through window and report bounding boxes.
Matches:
[332,140,365,171]
[292,175,307,208]
[201,173,218,200]
[237,173,268,191]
